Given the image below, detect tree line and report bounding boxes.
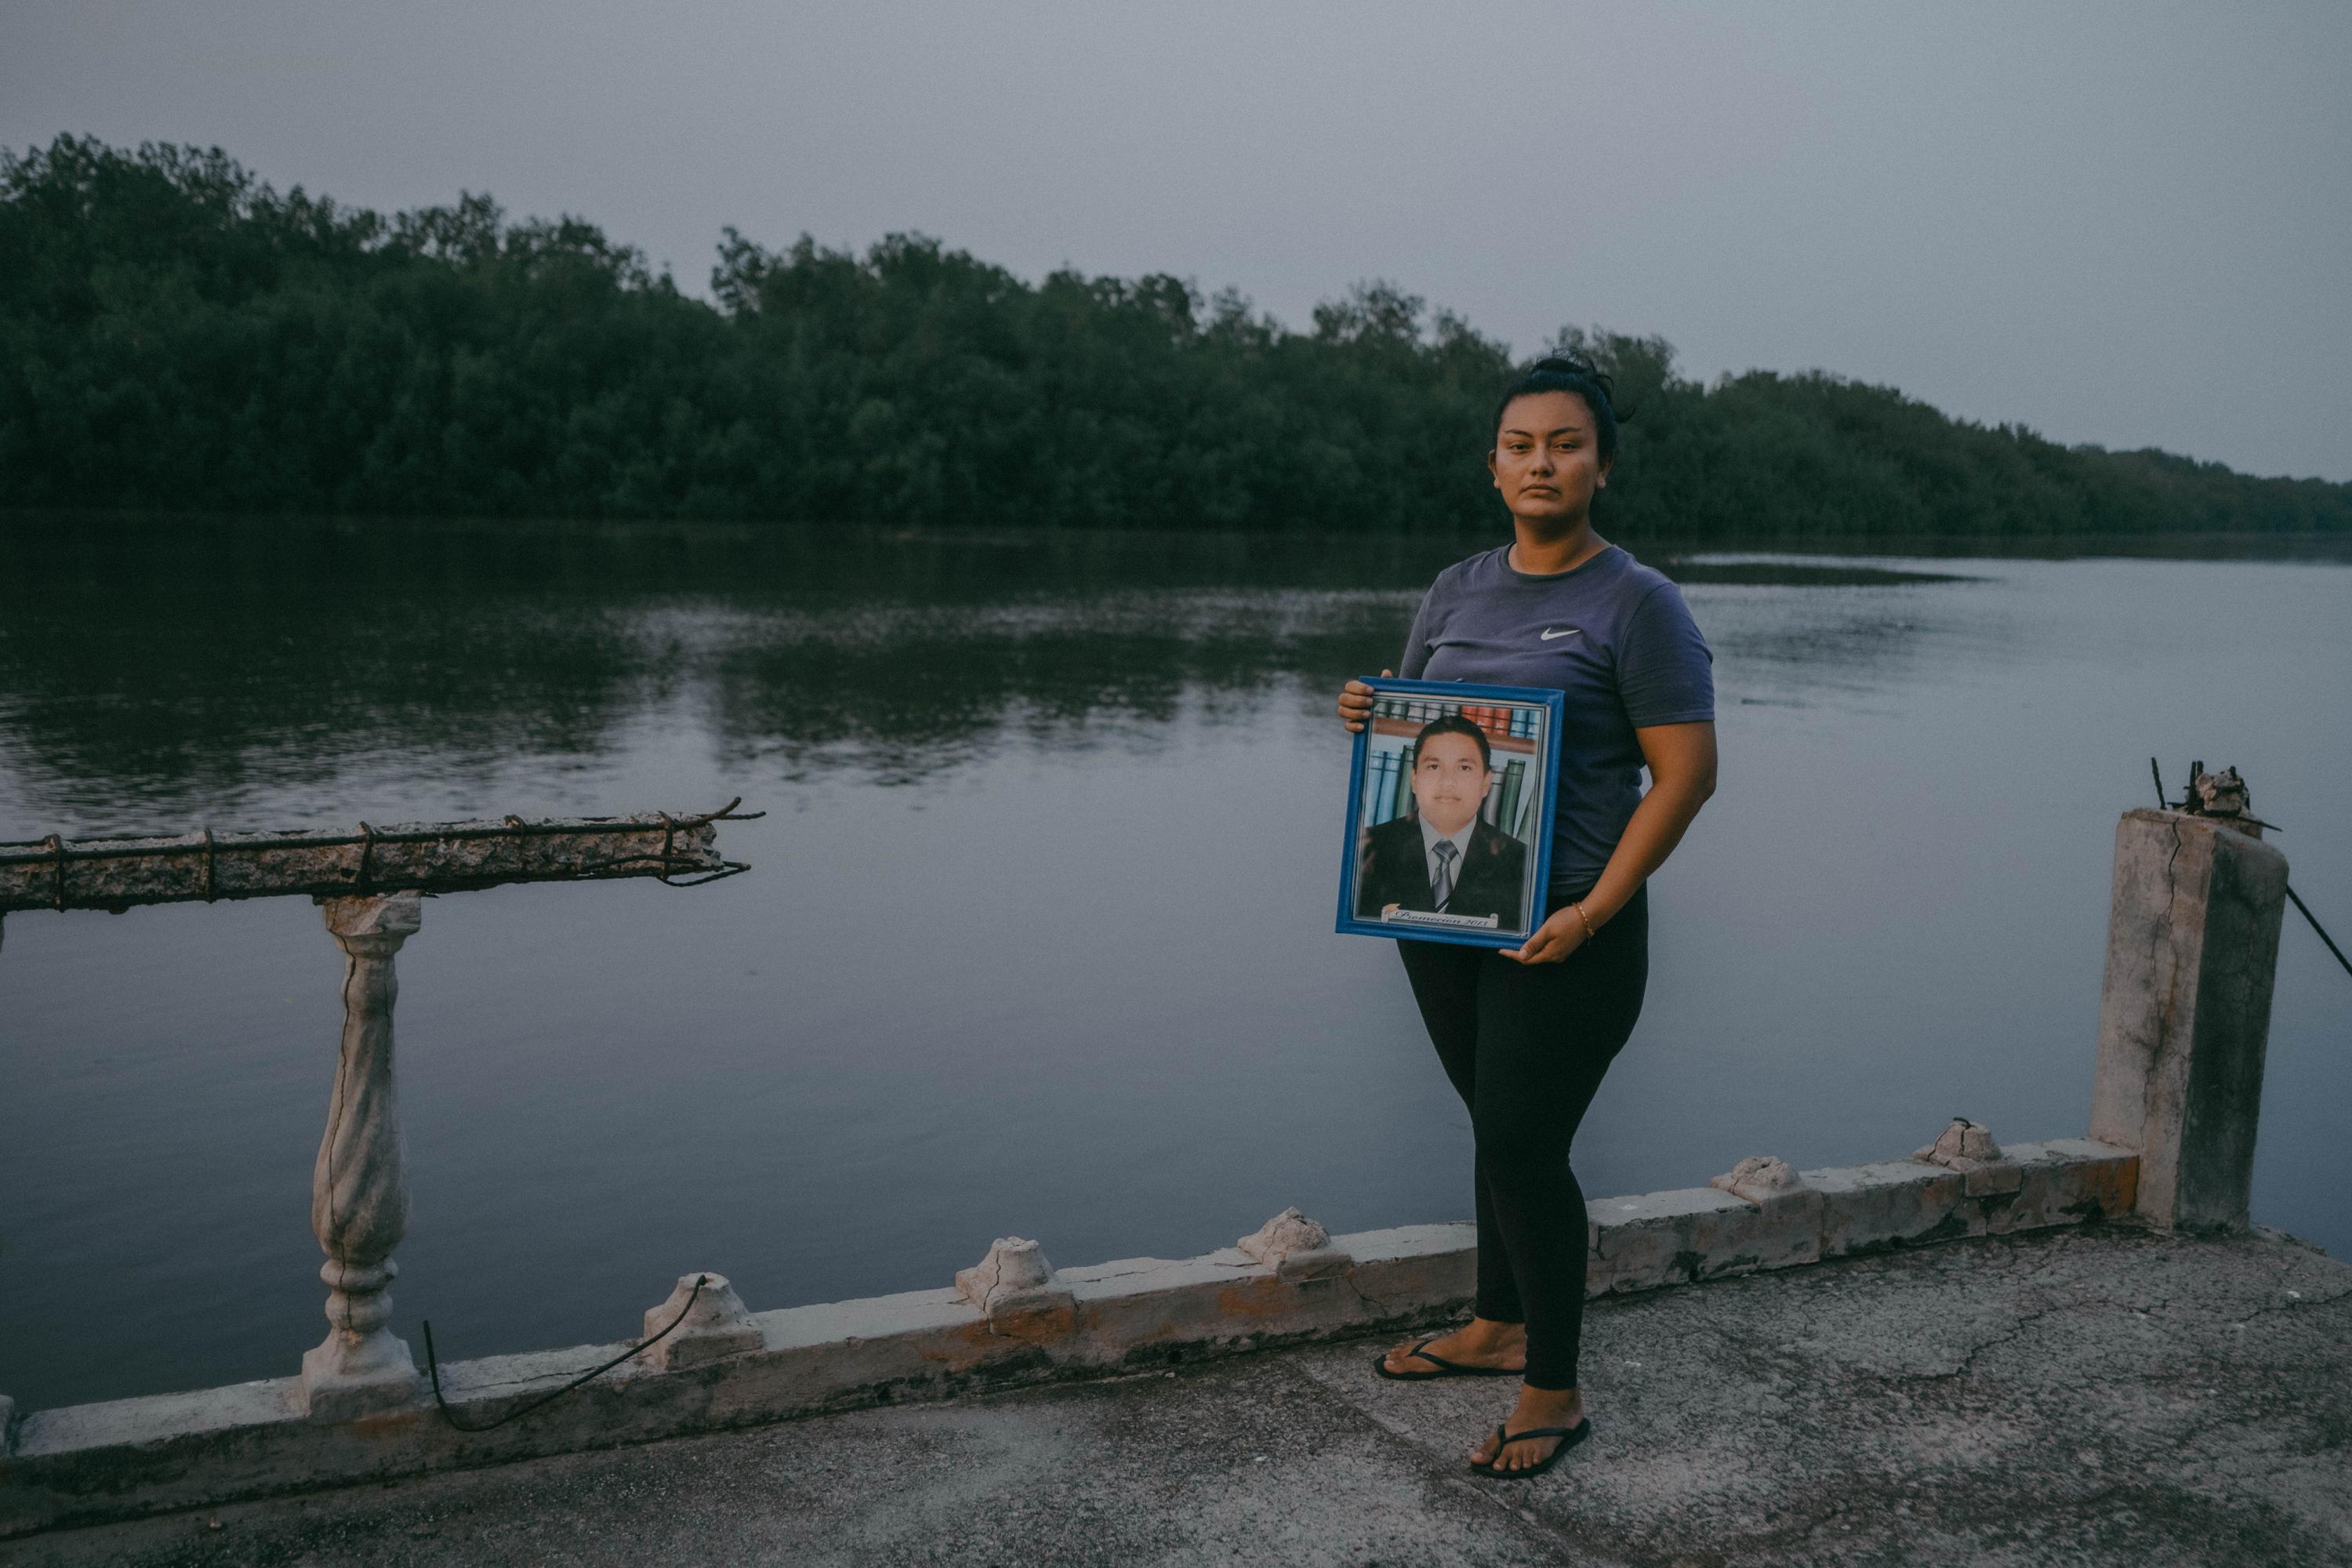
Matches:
[4,135,2344,538]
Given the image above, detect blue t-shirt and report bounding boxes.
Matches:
[1399,543,1714,893]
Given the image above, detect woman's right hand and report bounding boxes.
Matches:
[1338,670,1392,732]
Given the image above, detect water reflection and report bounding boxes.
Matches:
[1,517,1973,826]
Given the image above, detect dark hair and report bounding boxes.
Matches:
[1493,354,1619,467]
[1414,712,1493,772]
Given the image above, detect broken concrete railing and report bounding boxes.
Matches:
[0,785,2292,1536]
[1584,1126,2137,1297]
[2,1140,2139,1534]
[0,802,757,1499]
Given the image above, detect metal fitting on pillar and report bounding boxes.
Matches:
[301,891,426,1420]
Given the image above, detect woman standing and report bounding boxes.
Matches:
[1338,356,1717,1479]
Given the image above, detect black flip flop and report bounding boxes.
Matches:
[1468,1417,1592,1479]
[1370,1336,1521,1381]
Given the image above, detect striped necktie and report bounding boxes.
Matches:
[1431,840,1459,909]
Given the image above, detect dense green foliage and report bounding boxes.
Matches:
[5,136,2345,536]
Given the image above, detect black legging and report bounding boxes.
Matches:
[1396,884,1648,1391]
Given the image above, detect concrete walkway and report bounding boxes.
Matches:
[12,1222,2347,1568]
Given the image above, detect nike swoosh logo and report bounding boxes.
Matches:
[1540,627,1581,641]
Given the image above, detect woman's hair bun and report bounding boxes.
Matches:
[1524,354,1615,407]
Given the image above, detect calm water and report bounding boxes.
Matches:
[3,518,2347,1413]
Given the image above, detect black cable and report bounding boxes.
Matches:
[423,1274,708,1433]
[2286,884,2352,981]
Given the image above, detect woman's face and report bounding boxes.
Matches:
[1488,390,1610,526]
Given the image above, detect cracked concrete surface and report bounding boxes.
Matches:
[11,1223,2347,1567]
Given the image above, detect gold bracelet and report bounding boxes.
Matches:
[1571,901,1597,940]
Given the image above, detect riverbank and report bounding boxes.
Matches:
[15,1221,2346,1568]
[15,138,2352,539]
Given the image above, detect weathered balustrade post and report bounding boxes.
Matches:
[2089,779,2289,1232]
[300,891,425,1419]
[0,804,750,1425]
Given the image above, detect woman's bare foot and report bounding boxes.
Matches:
[1377,1316,1526,1377]
[1469,1383,1588,1473]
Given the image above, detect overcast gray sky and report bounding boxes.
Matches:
[5,2,2347,481]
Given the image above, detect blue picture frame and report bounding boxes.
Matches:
[1334,677,1566,949]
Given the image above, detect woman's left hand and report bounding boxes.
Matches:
[1502,903,1593,965]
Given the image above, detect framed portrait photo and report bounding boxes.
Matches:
[1334,678,1564,949]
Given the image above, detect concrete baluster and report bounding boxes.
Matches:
[2090,802,2289,1232]
[300,892,425,1419]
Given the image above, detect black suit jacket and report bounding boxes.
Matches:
[1355,813,1530,930]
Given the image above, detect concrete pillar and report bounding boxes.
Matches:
[301,892,424,1419]
[2090,808,2288,1232]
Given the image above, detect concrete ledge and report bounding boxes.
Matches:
[1587,1185,1756,1293]
[0,1136,2138,1538]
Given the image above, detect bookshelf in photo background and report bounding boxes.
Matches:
[1361,696,1544,844]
